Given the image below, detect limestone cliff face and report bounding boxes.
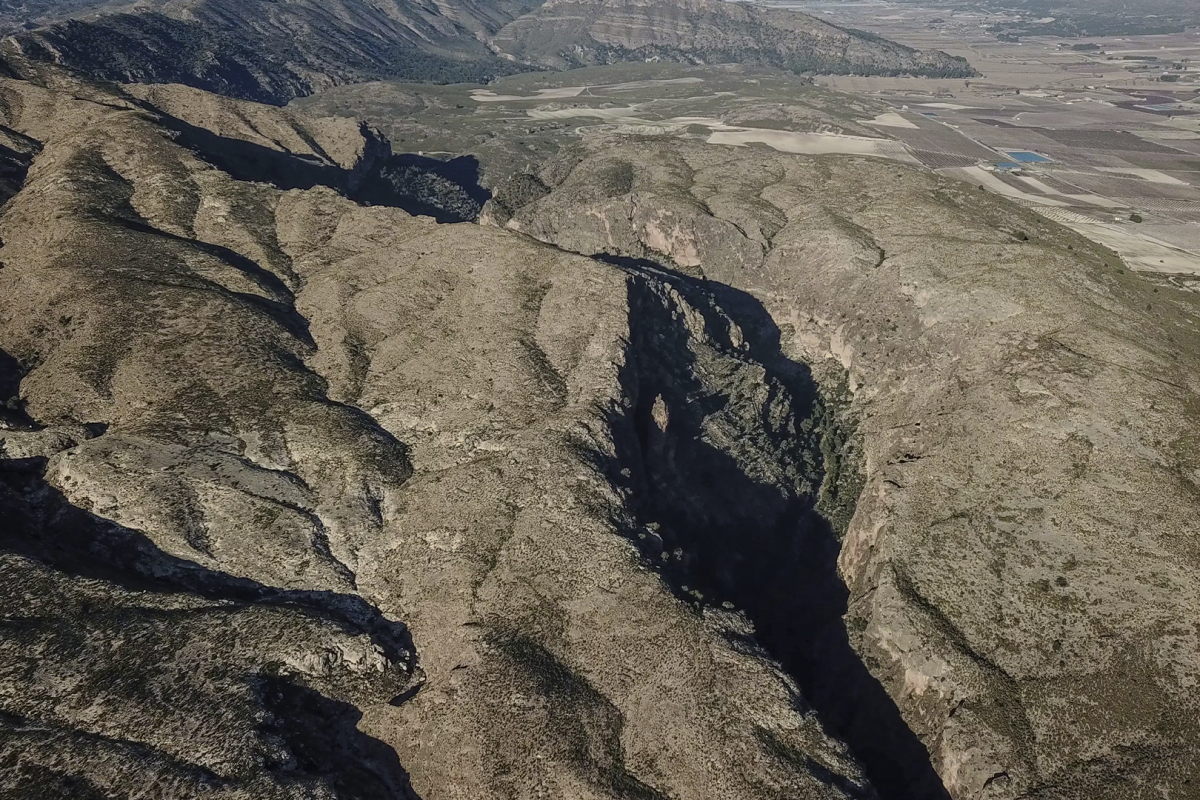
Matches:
[499,138,1200,800]
[493,0,975,76]
[0,64,874,800]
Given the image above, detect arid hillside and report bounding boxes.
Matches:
[0,59,872,800]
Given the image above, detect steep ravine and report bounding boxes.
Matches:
[592,256,949,799]
[500,139,1200,799]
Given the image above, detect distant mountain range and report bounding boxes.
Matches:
[0,0,974,104]
[1,0,543,103]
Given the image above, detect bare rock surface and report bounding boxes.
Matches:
[498,137,1200,799]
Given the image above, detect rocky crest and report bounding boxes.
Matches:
[2,0,540,104]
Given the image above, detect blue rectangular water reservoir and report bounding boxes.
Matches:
[1005,151,1050,163]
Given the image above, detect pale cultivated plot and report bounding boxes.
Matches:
[1015,175,1061,195]
[953,166,1071,206]
[1138,223,1200,253]
[1164,118,1200,134]
[860,111,919,129]
[471,77,706,103]
[1096,167,1189,185]
[605,77,705,91]
[1056,222,1200,274]
[1137,129,1200,141]
[1034,207,1110,226]
[953,165,1127,208]
[1059,192,1123,209]
[817,75,979,92]
[470,87,587,102]
[706,128,914,159]
[522,105,917,159]
[525,105,645,122]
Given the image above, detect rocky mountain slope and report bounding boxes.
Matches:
[0,0,116,30]
[0,59,876,800]
[1,0,972,105]
[493,0,974,77]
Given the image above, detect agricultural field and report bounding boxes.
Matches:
[773,0,1200,275]
[293,62,909,184]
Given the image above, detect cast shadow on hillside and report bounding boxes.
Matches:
[0,455,417,667]
[0,348,38,431]
[260,676,422,799]
[359,153,492,223]
[147,107,489,222]
[591,255,951,800]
